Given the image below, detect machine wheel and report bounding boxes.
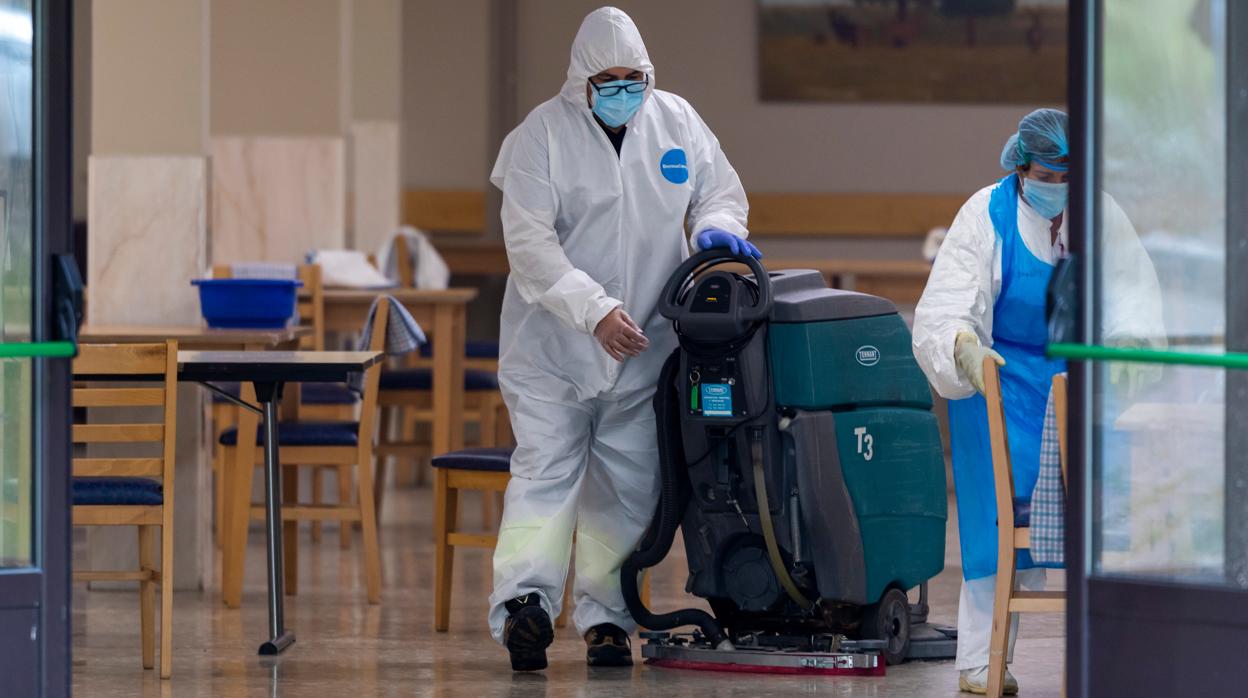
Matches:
[861,587,911,665]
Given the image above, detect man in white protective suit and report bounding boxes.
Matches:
[486,6,758,672]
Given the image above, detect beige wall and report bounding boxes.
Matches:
[403,0,1056,197]
[91,0,206,154]
[351,0,402,120]
[211,0,343,135]
[402,0,490,189]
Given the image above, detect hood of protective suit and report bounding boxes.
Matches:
[560,7,655,108]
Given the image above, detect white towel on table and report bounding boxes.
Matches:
[307,250,395,289]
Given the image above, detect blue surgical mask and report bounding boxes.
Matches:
[591,80,645,128]
[1021,178,1068,219]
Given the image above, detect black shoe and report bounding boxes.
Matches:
[503,594,554,672]
[584,623,633,667]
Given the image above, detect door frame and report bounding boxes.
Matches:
[1068,1,1248,695]
[0,0,74,694]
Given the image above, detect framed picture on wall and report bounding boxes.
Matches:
[758,0,1068,103]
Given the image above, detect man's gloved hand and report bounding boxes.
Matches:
[1108,337,1163,399]
[593,307,648,362]
[955,331,1006,395]
[696,228,762,259]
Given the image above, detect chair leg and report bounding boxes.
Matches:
[407,413,427,488]
[374,453,389,525]
[213,447,225,550]
[433,468,457,631]
[159,520,175,679]
[310,467,324,543]
[987,555,1017,698]
[282,464,299,596]
[555,566,572,629]
[138,525,156,670]
[338,465,353,549]
[356,447,383,604]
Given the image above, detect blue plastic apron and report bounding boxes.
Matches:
[947,174,1067,581]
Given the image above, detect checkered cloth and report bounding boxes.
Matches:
[347,295,426,393]
[1030,376,1067,567]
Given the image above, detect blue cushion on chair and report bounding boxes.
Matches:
[218,421,359,447]
[420,340,500,360]
[1013,497,1031,528]
[301,383,359,405]
[380,368,499,392]
[431,447,514,473]
[73,477,163,506]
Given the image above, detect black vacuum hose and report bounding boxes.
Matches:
[620,350,729,648]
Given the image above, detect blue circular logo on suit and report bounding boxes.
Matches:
[660,148,689,184]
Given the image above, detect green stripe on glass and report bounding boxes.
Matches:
[1047,342,1248,370]
[0,342,77,359]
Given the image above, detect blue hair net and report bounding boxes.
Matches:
[999,108,1069,172]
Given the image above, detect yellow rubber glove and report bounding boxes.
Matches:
[955,331,1006,395]
[1108,338,1163,399]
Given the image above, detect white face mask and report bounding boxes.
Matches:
[1022,178,1068,220]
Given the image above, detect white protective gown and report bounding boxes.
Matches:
[913,183,1164,670]
[487,7,750,642]
[914,185,1165,399]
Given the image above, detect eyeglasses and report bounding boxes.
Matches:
[590,77,648,97]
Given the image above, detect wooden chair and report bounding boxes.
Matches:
[430,447,647,632]
[375,235,510,522]
[210,264,357,545]
[72,341,179,678]
[217,299,389,603]
[984,360,1067,698]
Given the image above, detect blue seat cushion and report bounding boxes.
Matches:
[431,447,514,473]
[218,421,359,447]
[380,368,499,392]
[301,383,358,405]
[73,477,163,506]
[1014,497,1031,528]
[420,340,499,360]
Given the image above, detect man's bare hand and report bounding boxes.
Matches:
[593,308,648,362]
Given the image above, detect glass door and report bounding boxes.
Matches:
[0,0,72,695]
[1066,0,1248,694]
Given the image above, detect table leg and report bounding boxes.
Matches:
[257,383,295,655]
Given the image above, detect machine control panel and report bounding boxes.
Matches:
[689,357,741,417]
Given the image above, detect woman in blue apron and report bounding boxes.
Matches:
[912,109,1070,695]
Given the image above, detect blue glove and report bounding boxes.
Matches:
[696,229,762,259]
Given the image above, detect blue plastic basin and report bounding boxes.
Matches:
[192,279,303,329]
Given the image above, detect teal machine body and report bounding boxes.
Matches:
[768,288,946,605]
[622,251,949,665]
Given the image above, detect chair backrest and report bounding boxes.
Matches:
[982,359,1018,540]
[356,297,390,446]
[212,264,325,350]
[391,237,415,288]
[1052,373,1069,494]
[71,341,178,487]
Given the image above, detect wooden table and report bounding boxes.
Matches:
[180,350,384,655]
[321,289,478,458]
[81,324,311,606]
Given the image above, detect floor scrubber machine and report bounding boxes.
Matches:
[621,250,955,675]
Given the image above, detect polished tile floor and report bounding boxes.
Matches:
[71,483,1064,697]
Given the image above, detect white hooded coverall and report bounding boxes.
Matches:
[486,7,750,642]
[913,185,1164,670]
